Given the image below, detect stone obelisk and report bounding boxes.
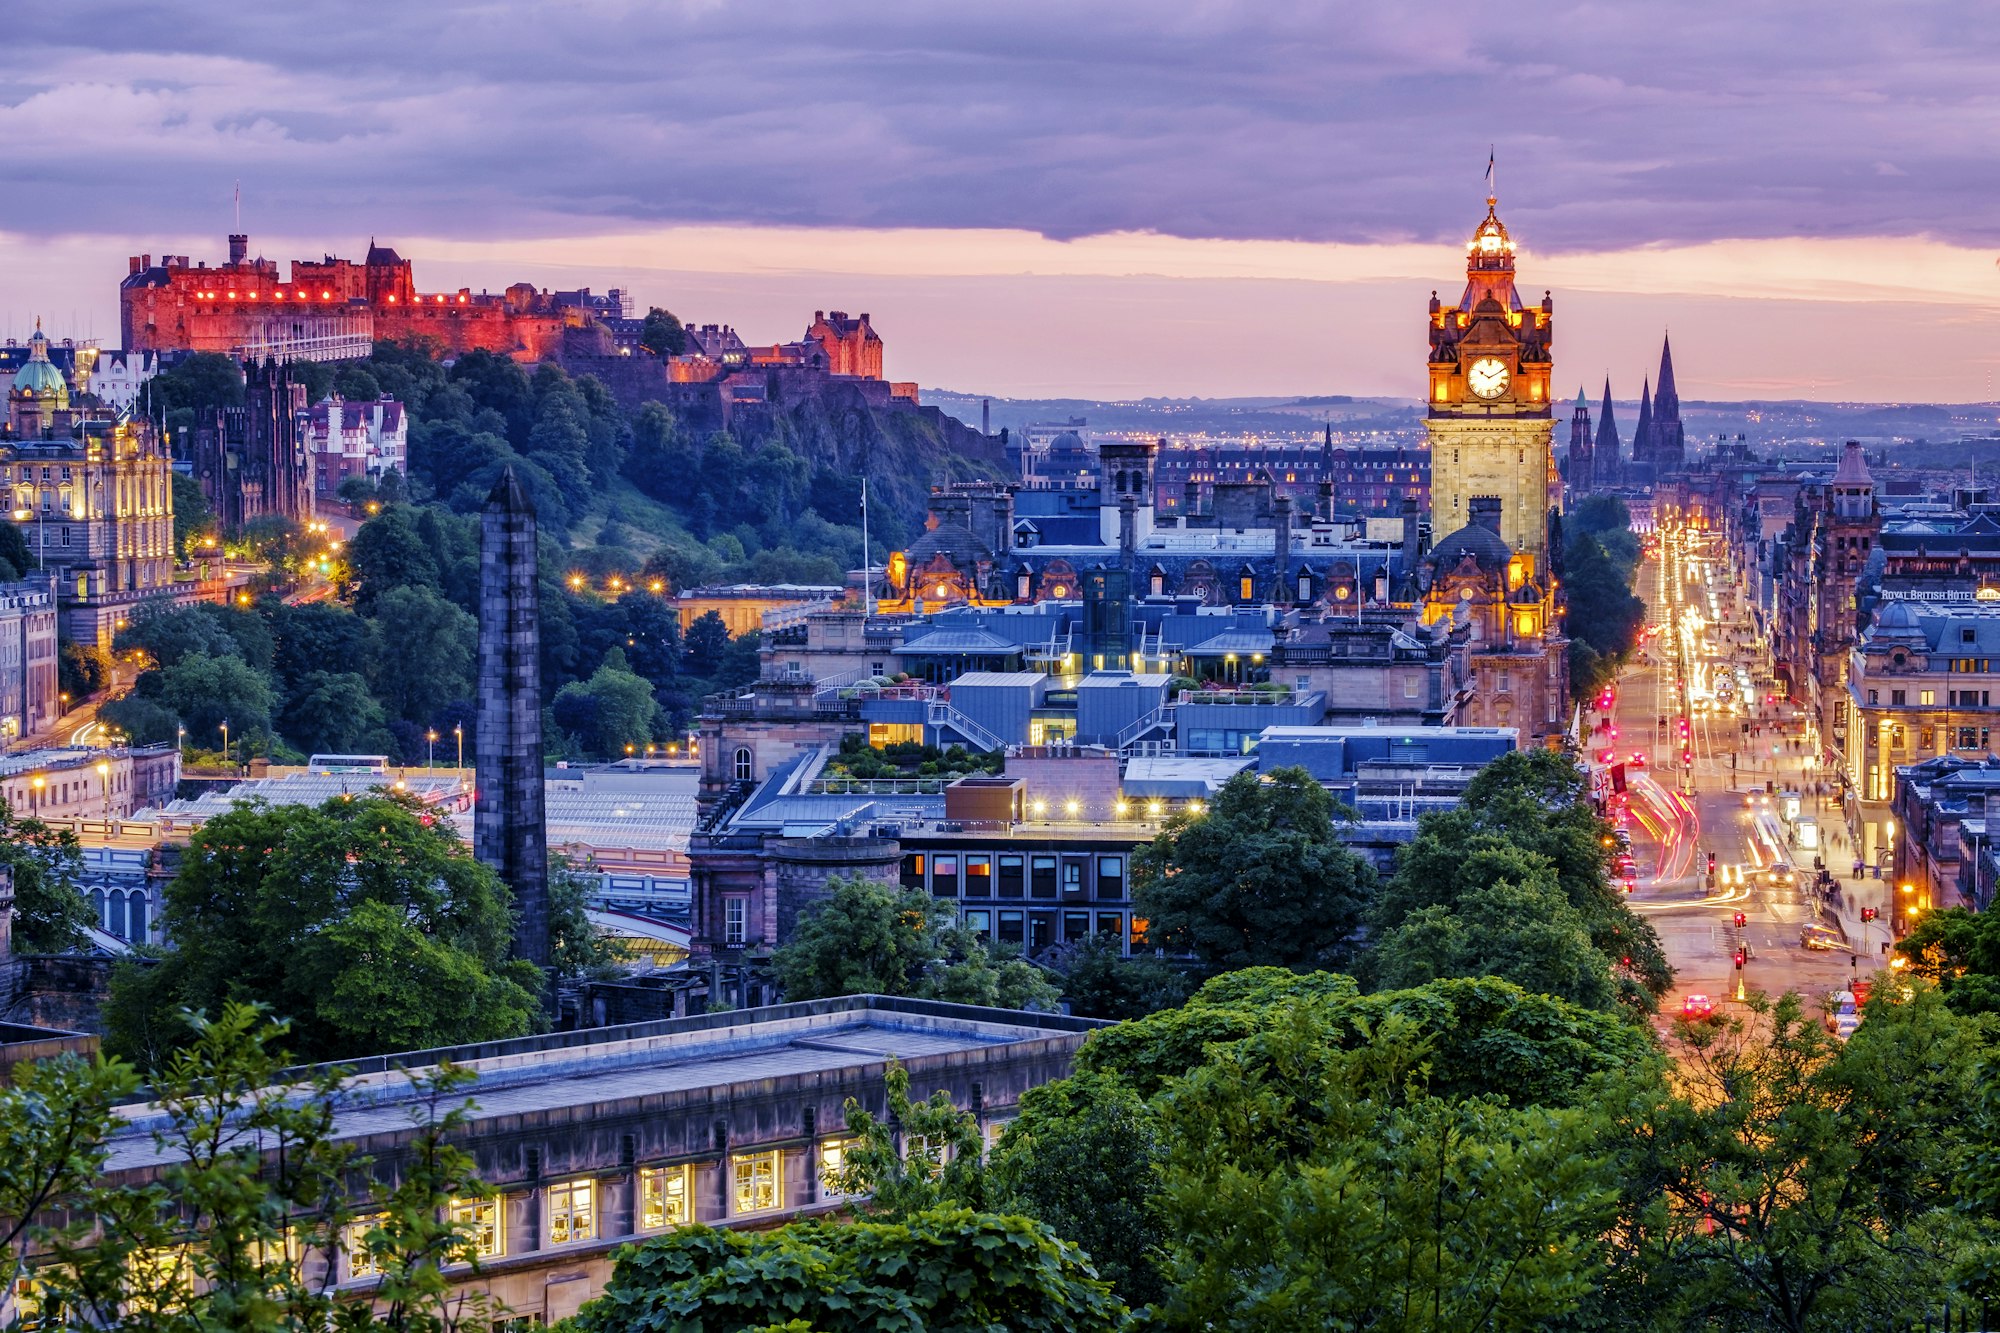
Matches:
[475,467,549,971]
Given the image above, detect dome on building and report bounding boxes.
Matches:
[1870,598,1926,641]
[903,522,994,570]
[1427,518,1513,576]
[12,322,68,406]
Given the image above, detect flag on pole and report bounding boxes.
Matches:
[1485,147,1495,199]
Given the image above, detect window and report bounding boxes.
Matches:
[1030,855,1058,899]
[732,747,753,782]
[547,1178,595,1245]
[732,1151,781,1215]
[723,897,747,946]
[1063,910,1091,941]
[931,853,959,897]
[962,908,991,938]
[905,1133,949,1181]
[1404,677,1420,699]
[1096,911,1124,940]
[346,1214,388,1278]
[492,1317,544,1332]
[1239,576,1255,601]
[1061,861,1084,900]
[1030,910,1055,952]
[450,1196,503,1258]
[901,853,925,891]
[1892,690,1906,706]
[963,855,990,897]
[818,1139,860,1198]
[1922,690,1936,706]
[639,1165,691,1230]
[1868,690,1878,705]
[1497,671,1511,694]
[1096,855,1125,898]
[997,855,1024,898]
[998,910,1025,945]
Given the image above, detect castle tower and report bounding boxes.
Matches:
[1593,379,1621,486]
[1423,191,1556,563]
[1566,387,1593,494]
[475,467,550,974]
[1649,334,1686,469]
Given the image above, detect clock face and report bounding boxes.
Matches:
[1468,357,1510,399]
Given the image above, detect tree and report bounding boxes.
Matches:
[0,520,33,580]
[0,802,94,951]
[1376,749,1672,1009]
[638,306,688,359]
[280,671,393,755]
[57,639,112,701]
[364,584,477,727]
[1895,905,2000,1013]
[99,695,179,746]
[1563,529,1647,670]
[106,795,542,1066]
[116,601,241,670]
[5,1003,502,1333]
[1592,985,1981,1331]
[772,876,1056,1010]
[155,651,278,752]
[550,647,661,758]
[171,473,217,559]
[1371,848,1618,1010]
[1042,934,1192,1020]
[268,603,370,695]
[567,1209,1127,1333]
[346,506,441,614]
[682,609,732,678]
[1130,767,1377,974]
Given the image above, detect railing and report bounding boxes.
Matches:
[1116,706,1177,751]
[1177,688,1323,708]
[926,701,1006,753]
[760,598,841,633]
[807,777,957,795]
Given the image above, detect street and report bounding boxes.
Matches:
[1592,525,1894,1023]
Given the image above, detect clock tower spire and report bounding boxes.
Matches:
[1423,193,1556,562]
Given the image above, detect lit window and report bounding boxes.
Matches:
[1922,690,1936,706]
[905,1133,950,1181]
[547,1178,595,1244]
[819,1137,861,1197]
[128,1247,195,1314]
[449,1195,502,1258]
[732,1150,781,1215]
[345,1214,387,1279]
[639,1164,691,1230]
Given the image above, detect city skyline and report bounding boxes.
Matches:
[8,2,2000,399]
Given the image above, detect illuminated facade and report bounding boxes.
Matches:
[120,235,602,363]
[1423,196,1560,562]
[3,348,177,648]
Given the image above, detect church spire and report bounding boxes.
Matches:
[1654,334,1680,420]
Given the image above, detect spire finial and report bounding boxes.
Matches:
[1484,146,1497,210]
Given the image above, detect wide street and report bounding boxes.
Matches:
[1589,523,1893,1024]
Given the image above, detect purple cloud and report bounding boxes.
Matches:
[3,2,1993,251]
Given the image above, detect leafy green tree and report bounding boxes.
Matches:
[347,505,442,613]
[1044,934,1192,1020]
[682,608,733,678]
[0,802,94,951]
[268,603,370,695]
[567,1208,1127,1333]
[171,473,218,559]
[638,306,688,358]
[549,854,629,981]
[140,351,244,417]
[825,1060,991,1219]
[280,671,393,755]
[0,520,33,579]
[1593,985,1981,1332]
[1895,906,2000,1013]
[155,651,278,753]
[100,694,180,746]
[57,639,112,701]
[116,601,240,669]
[106,795,542,1066]
[364,584,477,727]
[1563,529,1647,674]
[1150,1003,1624,1333]
[550,647,661,758]
[1130,767,1377,974]
[772,875,1057,1010]
[1376,749,1671,1008]
[1371,848,1618,1010]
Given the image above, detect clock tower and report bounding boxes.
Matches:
[1423,195,1558,565]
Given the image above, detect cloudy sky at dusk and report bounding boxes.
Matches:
[7,1,2000,400]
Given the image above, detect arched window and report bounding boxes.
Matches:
[88,888,106,932]
[127,892,147,944]
[733,747,754,783]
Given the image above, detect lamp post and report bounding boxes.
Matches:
[219,720,230,770]
[96,760,110,816]
[426,729,437,771]
[453,723,463,772]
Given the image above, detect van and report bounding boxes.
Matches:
[1800,924,1844,951]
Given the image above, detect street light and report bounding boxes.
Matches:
[219,720,230,767]
[453,723,463,771]
[426,729,437,770]
[96,760,110,816]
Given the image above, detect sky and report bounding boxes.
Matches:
[7,1,2000,401]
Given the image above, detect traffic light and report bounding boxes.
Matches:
[1734,949,1746,968]
[1861,907,1879,922]
[1707,852,1718,873]
[1734,910,1747,928]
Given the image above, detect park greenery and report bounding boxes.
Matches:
[101,794,613,1069]
[1565,493,1650,702]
